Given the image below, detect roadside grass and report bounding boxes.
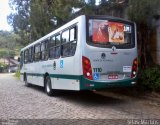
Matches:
[14,69,20,79]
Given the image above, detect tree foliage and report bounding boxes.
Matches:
[128,0,160,26]
[78,0,128,18]
[8,0,30,45]
[127,0,160,68]
[8,0,84,43]
[29,0,52,40]
[0,31,21,58]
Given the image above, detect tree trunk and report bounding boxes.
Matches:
[137,23,154,69]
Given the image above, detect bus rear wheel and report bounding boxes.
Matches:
[45,76,54,96]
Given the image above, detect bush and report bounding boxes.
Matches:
[0,63,7,73]
[138,66,160,92]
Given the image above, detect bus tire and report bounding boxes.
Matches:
[24,74,30,87]
[45,76,54,96]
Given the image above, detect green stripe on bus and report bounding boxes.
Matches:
[21,73,136,90]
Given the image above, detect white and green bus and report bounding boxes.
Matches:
[20,15,138,96]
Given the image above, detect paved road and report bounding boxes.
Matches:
[0,73,159,121]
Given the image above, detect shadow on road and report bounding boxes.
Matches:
[25,85,128,106]
[58,91,127,106]
[26,84,45,93]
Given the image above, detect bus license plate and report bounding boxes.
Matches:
[108,74,118,79]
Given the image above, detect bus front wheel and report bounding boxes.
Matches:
[45,76,54,96]
[24,74,30,87]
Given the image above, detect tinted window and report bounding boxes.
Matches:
[61,27,77,57]
[56,34,61,46]
[49,34,61,59]
[49,36,56,47]
[28,47,32,63]
[31,47,34,62]
[41,41,48,60]
[62,30,69,44]
[70,28,76,41]
[41,42,45,60]
[24,49,29,64]
[34,44,40,61]
[88,19,134,48]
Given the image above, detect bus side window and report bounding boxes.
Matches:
[41,40,48,61]
[45,40,49,60]
[62,30,69,44]
[24,49,29,64]
[31,47,34,62]
[70,27,77,56]
[55,34,61,58]
[34,44,41,61]
[41,42,45,60]
[61,30,70,56]
[28,47,32,63]
[33,46,35,62]
[61,26,77,57]
[49,36,56,59]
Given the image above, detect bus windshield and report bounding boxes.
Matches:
[88,19,134,48]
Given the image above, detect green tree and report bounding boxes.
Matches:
[128,0,160,68]
[29,0,53,41]
[8,0,84,42]
[0,31,21,58]
[8,0,30,45]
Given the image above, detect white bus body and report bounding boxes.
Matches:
[20,15,138,95]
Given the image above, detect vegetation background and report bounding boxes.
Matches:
[0,0,160,92]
